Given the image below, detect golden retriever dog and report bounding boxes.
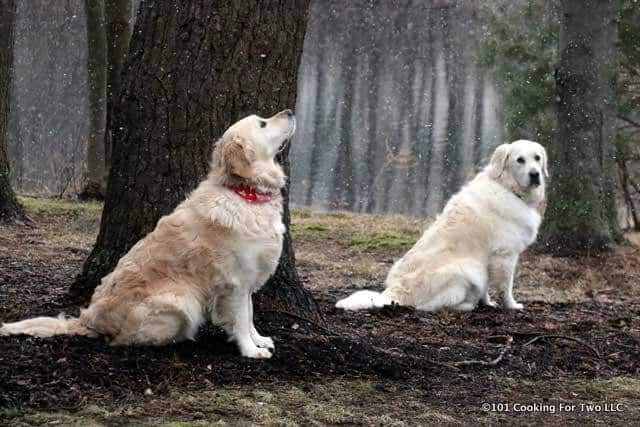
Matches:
[0,110,296,358]
[336,140,548,312]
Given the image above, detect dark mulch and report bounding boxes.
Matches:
[1,269,638,412]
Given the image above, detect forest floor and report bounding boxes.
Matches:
[0,196,639,426]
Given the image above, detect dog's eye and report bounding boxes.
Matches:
[534,155,541,161]
[259,121,267,128]
[517,157,525,164]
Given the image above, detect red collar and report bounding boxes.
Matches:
[228,184,272,203]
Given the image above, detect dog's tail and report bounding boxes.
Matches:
[0,314,96,338]
[335,290,393,311]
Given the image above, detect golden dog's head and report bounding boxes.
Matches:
[211,110,296,192]
[487,139,548,203]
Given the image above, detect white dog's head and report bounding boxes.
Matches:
[487,139,548,202]
[211,110,296,192]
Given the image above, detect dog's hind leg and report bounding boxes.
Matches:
[416,273,480,311]
[416,274,475,312]
[110,293,204,346]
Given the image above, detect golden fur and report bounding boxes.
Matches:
[336,140,548,312]
[1,110,296,359]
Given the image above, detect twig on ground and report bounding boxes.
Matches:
[384,346,460,371]
[523,334,601,358]
[452,336,513,367]
[374,345,461,371]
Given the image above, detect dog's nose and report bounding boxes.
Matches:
[529,171,540,185]
[282,109,294,118]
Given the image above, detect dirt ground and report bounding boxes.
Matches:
[0,196,639,426]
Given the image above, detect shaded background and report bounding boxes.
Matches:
[6,0,640,225]
[291,0,503,216]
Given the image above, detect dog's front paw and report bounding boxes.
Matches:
[505,301,524,310]
[254,335,275,350]
[240,344,273,359]
[481,297,498,308]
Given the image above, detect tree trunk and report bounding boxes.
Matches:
[472,71,484,167]
[423,9,440,215]
[538,0,620,255]
[364,4,382,213]
[8,99,22,189]
[70,0,321,322]
[104,0,132,174]
[619,158,639,230]
[80,0,108,200]
[440,5,465,202]
[332,20,356,211]
[0,0,27,224]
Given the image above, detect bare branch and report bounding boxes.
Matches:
[452,336,513,367]
[619,115,640,129]
[523,334,600,358]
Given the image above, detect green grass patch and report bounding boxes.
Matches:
[290,222,333,240]
[290,208,429,254]
[18,195,102,217]
[350,231,416,252]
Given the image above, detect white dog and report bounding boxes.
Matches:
[1,110,296,358]
[336,140,548,312]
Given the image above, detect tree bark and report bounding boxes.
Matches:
[103,0,132,174]
[0,0,27,224]
[80,0,108,200]
[538,0,621,255]
[70,0,320,322]
[472,71,484,167]
[440,5,465,202]
[332,18,356,210]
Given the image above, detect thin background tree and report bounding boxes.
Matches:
[0,0,28,224]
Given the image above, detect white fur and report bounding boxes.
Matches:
[336,140,547,312]
[334,290,393,311]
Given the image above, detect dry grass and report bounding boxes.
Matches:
[514,247,640,303]
[291,209,429,292]
[573,377,640,400]
[291,209,428,254]
[8,380,456,426]
[16,196,100,251]
[5,198,640,304]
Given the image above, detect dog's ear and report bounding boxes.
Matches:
[488,144,511,180]
[220,135,255,179]
[541,146,549,178]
